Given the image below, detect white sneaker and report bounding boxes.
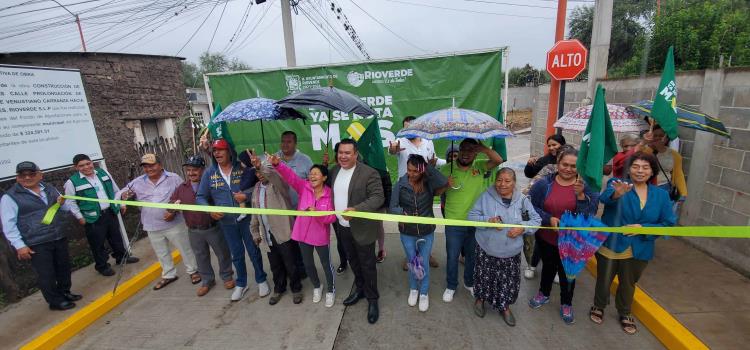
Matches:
[408,289,418,307]
[325,292,335,308]
[442,288,455,303]
[313,287,322,303]
[464,284,474,297]
[258,281,270,297]
[230,286,248,301]
[554,274,560,284]
[418,294,429,312]
[524,267,536,279]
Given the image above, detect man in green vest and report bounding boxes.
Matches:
[64,154,139,276]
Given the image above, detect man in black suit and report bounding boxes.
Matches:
[329,139,385,324]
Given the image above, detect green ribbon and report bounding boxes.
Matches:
[42,195,750,239]
[41,202,60,225]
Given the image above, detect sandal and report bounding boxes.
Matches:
[589,306,604,325]
[153,276,178,290]
[620,315,638,335]
[190,273,202,285]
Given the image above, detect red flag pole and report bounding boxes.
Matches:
[545,0,567,151]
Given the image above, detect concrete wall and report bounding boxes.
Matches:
[507,86,538,111]
[530,68,750,276]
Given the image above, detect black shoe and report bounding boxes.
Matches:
[367,301,379,324]
[98,267,116,276]
[502,307,516,327]
[49,301,76,311]
[336,265,347,275]
[63,292,82,302]
[343,290,364,306]
[116,256,140,265]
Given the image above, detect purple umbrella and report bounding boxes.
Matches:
[558,212,610,282]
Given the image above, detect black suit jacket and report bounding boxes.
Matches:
[328,162,385,245]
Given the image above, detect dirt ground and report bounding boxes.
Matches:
[506,109,532,131]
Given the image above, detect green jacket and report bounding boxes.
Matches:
[69,168,119,223]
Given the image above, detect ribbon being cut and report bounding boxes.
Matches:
[47,195,750,239]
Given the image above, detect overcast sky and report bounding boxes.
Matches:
[0,0,593,70]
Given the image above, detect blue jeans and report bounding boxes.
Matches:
[220,221,267,288]
[445,225,476,290]
[401,233,434,295]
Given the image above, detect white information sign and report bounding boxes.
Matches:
[0,65,102,181]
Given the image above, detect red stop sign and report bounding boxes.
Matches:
[546,39,588,80]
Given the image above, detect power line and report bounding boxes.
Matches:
[305,1,363,60]
[206,0,229,52]
[384,0,556,19]
[457,0,557,9]
[220,0,253,54]
[226,0,274,56]
[347,0,428,54]
[297,4,357,61]
[327,0,370,59]
[175,0,222,55]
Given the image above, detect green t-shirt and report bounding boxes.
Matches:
[441,159,495,220]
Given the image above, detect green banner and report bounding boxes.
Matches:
[206,50,504,178]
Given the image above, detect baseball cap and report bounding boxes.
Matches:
[212,139,230,150]
[140,153,160,165]
[183,155,206,168]
[16,161,40,173]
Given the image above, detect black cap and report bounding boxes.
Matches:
[183,155,205,168]
[16,161,40,173]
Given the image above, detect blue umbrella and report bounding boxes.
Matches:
[396,107,514,140]
[558,212,610,282]
[213,97,305,151]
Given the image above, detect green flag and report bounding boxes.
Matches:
[207,103,234,145]
[577,84,618,192]
[651,46,680,140]
[357,118,387,172]
[492,98,508,161]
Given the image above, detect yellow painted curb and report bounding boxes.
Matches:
[585,259,709,350]
[21,251,182,350]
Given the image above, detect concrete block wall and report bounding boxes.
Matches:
[530,68,750,276]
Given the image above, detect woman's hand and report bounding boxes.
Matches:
[306,206,316,211]
[612,180,633,199]
[527,156,538,165]
[574,176,586,200]
[550,217,560,229]
[210,212,224,221]
[507,227,524,238]
[488,216,503,230]
[623,223,642,236]
[267,153,281,167]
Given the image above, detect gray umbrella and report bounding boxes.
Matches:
[277,86,378,116]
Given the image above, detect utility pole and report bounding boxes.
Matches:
[586,0,613,100]
[544,0,567,142]
[52,0,87,52]
[280,0,297,67]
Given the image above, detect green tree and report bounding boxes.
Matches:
[647,0,750,71]
[182,52,252,87]
[507,64,549,87]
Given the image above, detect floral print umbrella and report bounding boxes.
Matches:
[397,107,514,140]
[554,104,648,133]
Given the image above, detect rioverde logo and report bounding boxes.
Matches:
[346,68,414,86]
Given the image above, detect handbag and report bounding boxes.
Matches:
[655,154,681,202]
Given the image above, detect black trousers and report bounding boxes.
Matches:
[29,238,72,305]
[334,223,348,267]
[267,235,302,294]
[538,238,575,305]
[84,209,127,272]
[338,225,378,301]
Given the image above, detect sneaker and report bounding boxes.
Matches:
[554,274,560,284]
[561,304,575,324]
[376,250,386,263]
[523,267,536,279]
[325,292,335,308]
[442,288,455,303]
[313,288,322,303]
[408,289,418,307]
[230,286,249,301]
[528,291,550,309]
[418,294,429,312]
[464,284,474,297]
[258,281,270,297]
[336,265,347,275]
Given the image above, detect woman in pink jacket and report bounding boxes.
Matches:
[269,154,338,308]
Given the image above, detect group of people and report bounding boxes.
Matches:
[2,118,681,333]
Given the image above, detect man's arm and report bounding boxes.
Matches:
[479,143,503,170]
[63,179,84,221]
[0,195,26,249]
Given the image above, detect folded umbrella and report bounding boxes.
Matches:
[558,212,610,282]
